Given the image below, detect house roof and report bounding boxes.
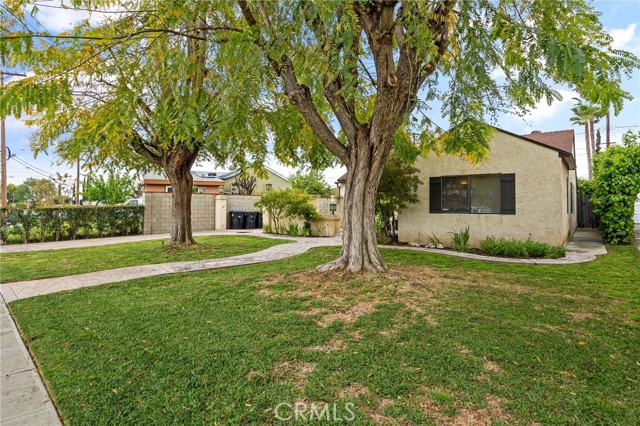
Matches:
[519,129,575,155]
[336,127,576,183]
[220,165,290,182]
[143,171,224,184]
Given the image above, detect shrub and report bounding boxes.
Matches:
[0,205,144,244]
[376,230,392,245]
[288,223,300,237]
[450,226,470,252]
[480,237,565,259]
[591,131,640,244]
[255,189,320,235]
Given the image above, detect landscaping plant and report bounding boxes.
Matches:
[480,237,566,259]
[450,226,471,252]
[591,130,640,244]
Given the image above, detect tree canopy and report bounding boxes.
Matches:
[1,0,638,270]
[83,170,134,205]
[290,168,334,197]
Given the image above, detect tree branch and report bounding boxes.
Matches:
[302,0,360,143]
[238,0,348,163]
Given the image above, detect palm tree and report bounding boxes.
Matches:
[571,99,603,179]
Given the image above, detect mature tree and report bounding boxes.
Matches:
[30,179,56,206]
[236,0,637,272]
[83,170,134,205]
[6,183,31,204]
[376,153,422,239]
[235,175,257,195]
[571,99,603,179]
[0,1,269,246]
[290,168,334,197]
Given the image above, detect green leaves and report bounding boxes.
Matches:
[591,131,640,244]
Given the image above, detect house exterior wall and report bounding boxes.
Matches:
[559,160,579,242]
[143,192,216,235]
[398,130,575,247]
[144,182,222,194]
[223,169,290,194]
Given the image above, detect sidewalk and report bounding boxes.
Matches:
[0,300,61,425]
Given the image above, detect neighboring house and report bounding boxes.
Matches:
[398,127,578,247]
[634,195,640,224]
[219,166,290,194]
[143,171,225,194]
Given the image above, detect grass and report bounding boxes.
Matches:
[0,235,288,283]
[8,245,640,425]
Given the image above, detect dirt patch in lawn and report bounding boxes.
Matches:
[318,303,377,327]
[420,388,513,426]
[445,396,512,426]
[272,360,317,389]
[306,337,347,353]
[483,359,503,375]
[568,312,599,322]
[338,383,371,399]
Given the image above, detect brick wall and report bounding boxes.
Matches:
[143,192,216,235]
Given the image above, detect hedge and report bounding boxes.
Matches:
[0,205,144,244]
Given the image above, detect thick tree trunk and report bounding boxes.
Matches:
[318,131,390,273]
[163,149,198,247]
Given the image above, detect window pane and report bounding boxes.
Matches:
[442,176,469,213]
[470,175,501,213]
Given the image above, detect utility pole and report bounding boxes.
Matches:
[76,156,80,205]
[1,70,27,207]
[605,110,611,149]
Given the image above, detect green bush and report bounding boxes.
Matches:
[376,230,392,245]
[255,189,319,235]
[591,131,640,245]
[0,205,144,245]
[480,237,565,259]
[288,223,300,237]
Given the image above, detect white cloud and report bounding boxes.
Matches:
[518,89,579,126]
[28,2,111,34]
[31,4,89,33]
[609,23,640,52]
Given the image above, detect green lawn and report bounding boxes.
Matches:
[0,235,288,283]
[8,246,640,425]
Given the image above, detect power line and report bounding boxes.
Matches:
[11,155,57,177]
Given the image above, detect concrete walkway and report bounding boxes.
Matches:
[0,229,607,302]
[1,300,61,425]
[0,234,341,302]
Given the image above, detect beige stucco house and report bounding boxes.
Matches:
[219,166,290,194]
[398,127,578,247]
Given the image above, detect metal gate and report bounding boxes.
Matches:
[577,194,599,228]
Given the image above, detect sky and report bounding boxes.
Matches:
[3,0,640,187]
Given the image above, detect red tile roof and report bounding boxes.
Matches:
[520,129,575,155]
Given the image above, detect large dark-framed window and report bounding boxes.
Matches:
[429,173,515,215]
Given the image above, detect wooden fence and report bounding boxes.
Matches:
[577,194,599,228]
